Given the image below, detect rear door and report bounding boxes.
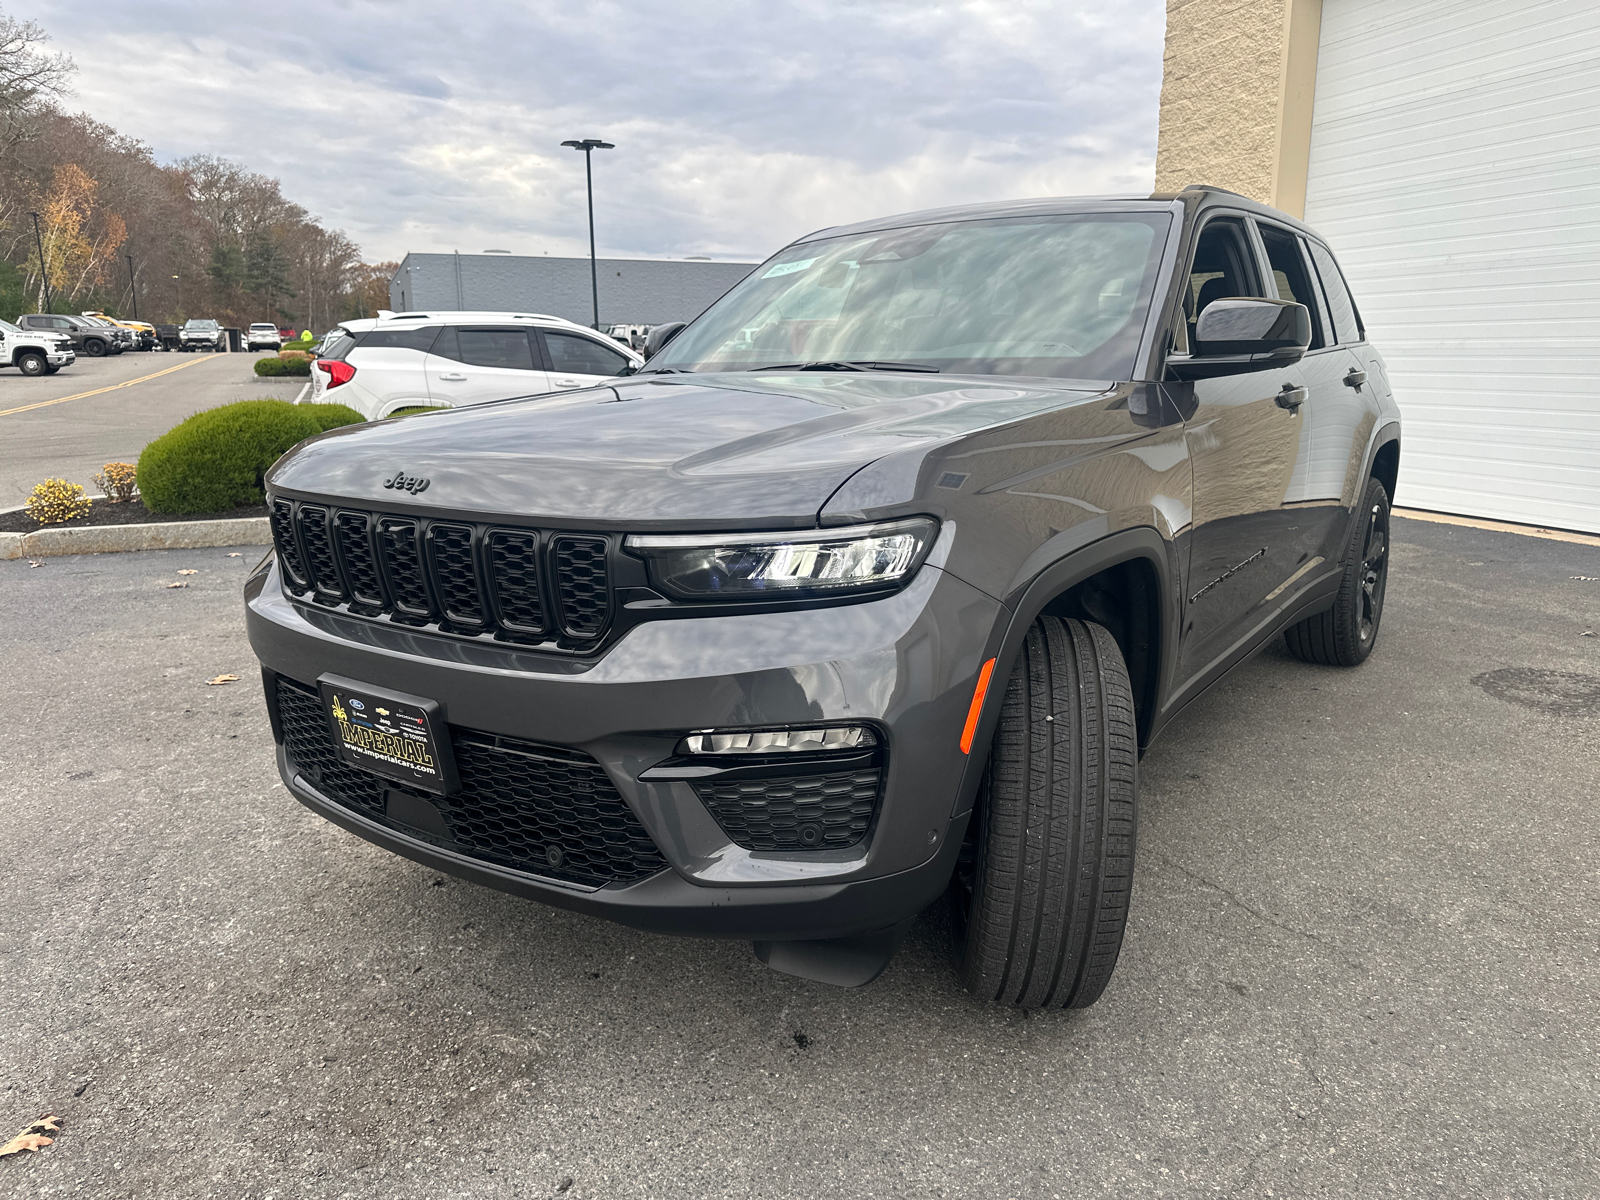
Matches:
[537,329,636,390]
[425,326,552,407]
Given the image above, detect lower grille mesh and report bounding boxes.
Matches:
[274,676,666,887]
[693,768,881,851]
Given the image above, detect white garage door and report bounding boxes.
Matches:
[1304,0,1600,533]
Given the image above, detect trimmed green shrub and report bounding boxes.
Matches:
[301,403,366,431]
[253,356,311,377]
[137,399,366,514]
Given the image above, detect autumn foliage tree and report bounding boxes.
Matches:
[0,7,389,327]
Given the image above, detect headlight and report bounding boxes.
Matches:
[625,517,937,599]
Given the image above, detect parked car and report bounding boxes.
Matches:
[82,310,156,350]
[0,317,75,375]
[246,188,1400,1008]
[76,314,136,353]
[179,318,226,351]
[278,327,297,341]
[302,311,644,420]
[248,322,283,351]
[15,313,124,357]
[154,323,181,352]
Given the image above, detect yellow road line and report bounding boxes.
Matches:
[1392,506,1600,547]
[0,354,217,419]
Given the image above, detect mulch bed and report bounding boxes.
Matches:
[0,497,269,533]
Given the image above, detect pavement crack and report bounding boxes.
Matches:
[1149,851,1362,970]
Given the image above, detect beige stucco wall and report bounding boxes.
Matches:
[1154,0,1323,216]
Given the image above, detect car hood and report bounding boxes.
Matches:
[268,373,1115,529]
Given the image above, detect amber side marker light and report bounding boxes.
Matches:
[959,658,997,754]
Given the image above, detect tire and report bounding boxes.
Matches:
[84,338,107,357]
[1284,476,1391,667]
[44,365,60,374]
[953,616,1138,1009]
[15,350,46,377]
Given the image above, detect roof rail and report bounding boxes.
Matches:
[1181,183,1252,199]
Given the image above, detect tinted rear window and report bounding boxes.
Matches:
[356,326,441,352]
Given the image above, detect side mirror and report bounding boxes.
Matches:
[1168,298,1310,379]
[644,321,687,359]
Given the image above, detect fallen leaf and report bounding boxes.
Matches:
[1583,631,1596,638]
[165,581,188,589]
[1572,576,1597,582]
[0,1114,62,1158]
[27,559,44,568]
[177,569,199,576]
[225,552,242,558]
[206,674,240,686]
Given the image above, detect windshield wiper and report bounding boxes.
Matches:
[750,360,940,374]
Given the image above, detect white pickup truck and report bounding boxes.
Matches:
[0,318,76,376]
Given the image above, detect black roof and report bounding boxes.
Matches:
[795,187,1316,245]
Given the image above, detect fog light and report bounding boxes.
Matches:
[679,725,877,755]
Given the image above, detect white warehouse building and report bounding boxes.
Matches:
[1156,0,1600,534]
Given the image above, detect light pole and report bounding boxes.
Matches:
[560,137,614,329]
[173,274,181,316]
[28,211,52,312]
[126,254,139,320]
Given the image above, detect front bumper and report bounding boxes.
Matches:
[244,543,1002,941]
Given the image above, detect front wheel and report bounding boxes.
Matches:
[84,339,107,357]
[16,350,46,376]
[953,616,1138,1009]
[1284,476,1391,666]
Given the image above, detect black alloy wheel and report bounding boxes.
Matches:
[16,350,46,377]
[84,338,107,357]
[952,616,1138,1009]
[1284,475,1392,666]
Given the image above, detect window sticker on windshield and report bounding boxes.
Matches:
[761,257,818,279]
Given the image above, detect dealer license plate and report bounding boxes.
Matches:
[318,674,458,795]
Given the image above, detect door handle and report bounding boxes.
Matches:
[1275,383,1307,411]
[555,377,583,387]
[437,372,467,381]
[1343,367,1367,391]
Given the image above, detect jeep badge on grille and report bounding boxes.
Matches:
[383,469,430,494]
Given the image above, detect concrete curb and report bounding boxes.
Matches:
[0,517,270,560]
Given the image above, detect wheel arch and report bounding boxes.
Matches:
[1369,431,1400,503]
[950,526,1180,818]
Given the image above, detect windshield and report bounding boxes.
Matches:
[184,319,218,330]
[653,212,1170,379]
[0,319,20,334]
[250,324,275,330]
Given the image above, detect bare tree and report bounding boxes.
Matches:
[0,12,74,159]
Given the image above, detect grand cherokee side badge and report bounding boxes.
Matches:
[383,470,430,495]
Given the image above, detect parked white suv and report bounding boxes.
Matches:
[304,311,644,420]
[247,323,282,351]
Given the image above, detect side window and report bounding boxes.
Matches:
[542,331,631,376]
[433,327,537,370]
[1182,218,1264,351]
[1306,240,1363,344]
[356,326,441,353]
[1256,223,1326,349]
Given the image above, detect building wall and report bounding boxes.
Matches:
[388,255,756,327]
[1153,0,1323,216]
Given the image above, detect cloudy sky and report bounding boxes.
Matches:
[36,0,1167,265]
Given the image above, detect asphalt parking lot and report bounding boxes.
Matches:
[1,516,1595,1199]
[0,351,304,507]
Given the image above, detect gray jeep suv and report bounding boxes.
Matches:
[245,187,1400,1008]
